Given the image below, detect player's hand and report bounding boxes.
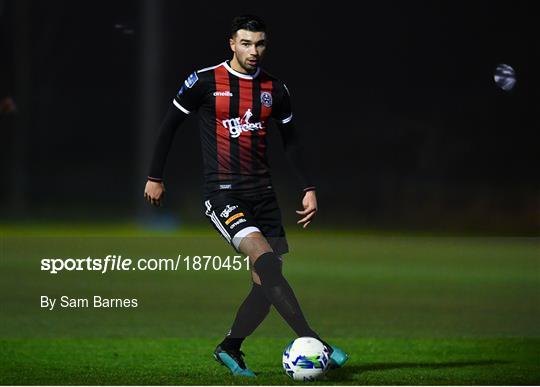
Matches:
[296,190,317,228]
[144,180,165,207]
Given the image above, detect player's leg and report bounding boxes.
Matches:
[204,196,269,376]
[213,270,271,377]
[217,271,270,351]
[213,278,269,377]
[250,268,262,285]
[243,236,349,368]
[205,196,348,373]
[242,194,322,339]
[238,232,321,339]
[250,194,349,368]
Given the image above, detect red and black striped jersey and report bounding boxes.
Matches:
[173,61,292,196]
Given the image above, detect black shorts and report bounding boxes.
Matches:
[203,190,289,255]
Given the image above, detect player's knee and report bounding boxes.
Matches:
[253,252,283,286]
[237,231,273,258]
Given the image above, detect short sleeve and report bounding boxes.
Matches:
[173,71,206,114]
[272,82,293,124]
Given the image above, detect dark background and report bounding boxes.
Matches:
[1,0,538,234]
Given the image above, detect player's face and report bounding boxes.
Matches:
[229,30,267,73]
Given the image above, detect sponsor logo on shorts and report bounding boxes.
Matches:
[219,184,232,190]
[225,212,244,225]
[229,218,246,229]
[220,204,238,218]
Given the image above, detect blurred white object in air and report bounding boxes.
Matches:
[494,63,516,91]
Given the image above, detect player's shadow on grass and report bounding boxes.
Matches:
[328,360,509,381]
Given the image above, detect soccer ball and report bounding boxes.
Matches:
[282,337,330,381]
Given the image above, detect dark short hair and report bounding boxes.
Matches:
[231,15,266,37]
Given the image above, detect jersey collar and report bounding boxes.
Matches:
[223,61,260,80]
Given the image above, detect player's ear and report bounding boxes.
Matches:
[229,37,236,53]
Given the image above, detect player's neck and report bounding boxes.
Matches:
[229,57,257,75]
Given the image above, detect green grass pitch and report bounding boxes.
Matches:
[0,225,539,384]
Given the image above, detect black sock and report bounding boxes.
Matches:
[254,252,319,338]
[219,337,244,351]
[220,282,271,350]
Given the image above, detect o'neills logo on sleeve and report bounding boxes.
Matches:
[222,108,263,138]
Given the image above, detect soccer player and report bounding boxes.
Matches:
[144,15,348,377]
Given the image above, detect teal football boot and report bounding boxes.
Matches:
[213,345,256,377]
[328,344,349,369]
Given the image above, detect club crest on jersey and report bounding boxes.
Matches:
[184,72,199,88]
[260,91,272,107]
